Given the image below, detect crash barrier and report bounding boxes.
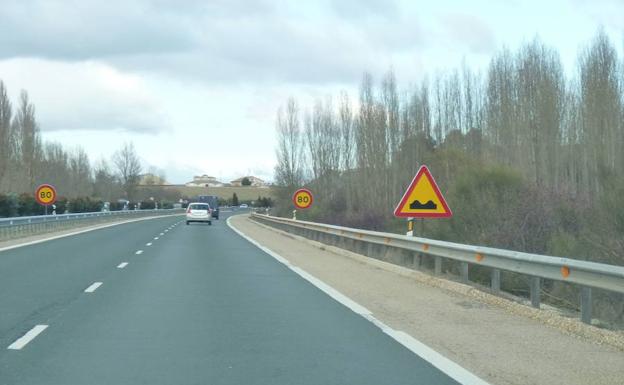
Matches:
[0,209,184,241]
[250,213,624,325]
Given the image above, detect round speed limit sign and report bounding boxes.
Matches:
[292,188,313,209]
[35,184,57,205]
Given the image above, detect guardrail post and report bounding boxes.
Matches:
[530,276,541,308]
[580,286,592,324]
[491,269,501,293]
[413,253,421,270]
[434,256,442,275]
[460,262,469,283]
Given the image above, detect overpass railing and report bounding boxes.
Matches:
[250,213,624,325]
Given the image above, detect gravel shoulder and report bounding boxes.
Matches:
[231,214,624,385]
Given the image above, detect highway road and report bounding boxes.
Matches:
[0,212,465,385]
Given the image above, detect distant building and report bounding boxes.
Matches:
[139,173,168,185]
[185,175,224,187]
[230,176,268,187]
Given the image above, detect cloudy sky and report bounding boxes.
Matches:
[0,0,621,183]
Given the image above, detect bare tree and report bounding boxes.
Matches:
[93,159,122,201]
[0,81,12,189]
[14,90,40,191]
[274,97,304,188]
[69,148,93,197]
[112,142,142,201]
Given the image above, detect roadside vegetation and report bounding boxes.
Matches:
[273,31,624,324]
[0,83,178,212]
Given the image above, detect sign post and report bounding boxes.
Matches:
[35,184,57,215]
[395,165,451,273]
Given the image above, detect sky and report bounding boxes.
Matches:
[0,0,622,184]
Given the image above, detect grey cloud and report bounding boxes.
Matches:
[0,0,425,85]
[109,8,424,85]
[0,0,198,59]
[44,105,170,134]
[440,13,497,54]
[330,0,399,20]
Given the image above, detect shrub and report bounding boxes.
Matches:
[0,193,18,217]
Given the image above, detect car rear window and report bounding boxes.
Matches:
[189,204,210,210]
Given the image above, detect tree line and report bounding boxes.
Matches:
[0,81,171,214]
[274,30,624,324]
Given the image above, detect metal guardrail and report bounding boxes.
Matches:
[251,213,624,325]
[0,209,184,241]
[0,209,182,228]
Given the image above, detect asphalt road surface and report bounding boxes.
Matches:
[0,212,462,385]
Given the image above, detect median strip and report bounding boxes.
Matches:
[84,282,103,293]
[7,325,49,350]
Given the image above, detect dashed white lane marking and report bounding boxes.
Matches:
[164,230,169,233]
[160,233,164,236]
[0,214,185,253]
[84,282,103,293]
[146,242,152,246]
[117,262,128,269]
[7,325,48,350]
[226,216,490,385]
[154,237,159,240]
[135,250,143,255]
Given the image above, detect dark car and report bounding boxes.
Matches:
[197,195,220,219]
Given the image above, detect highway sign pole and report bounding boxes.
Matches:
[395,166,450,274]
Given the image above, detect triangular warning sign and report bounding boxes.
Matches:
[394,165,452,218]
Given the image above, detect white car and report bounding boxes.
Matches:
[239,204,248,208]
[186,203,212,225]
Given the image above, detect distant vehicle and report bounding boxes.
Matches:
[239,203,248,209]
[196,195,220,219]
[186,203,212,225]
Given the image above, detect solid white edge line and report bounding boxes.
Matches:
[84,282,103,293]
[0,214,184,253]
[226,215,490,385]
[135,250,143,255]
[7,325,48,350]
[117,262,128,269]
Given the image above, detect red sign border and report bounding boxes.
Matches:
[292,188,314,209]
[393,166,452,218]
[35,183,57,206]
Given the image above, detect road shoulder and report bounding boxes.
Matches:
[229,214,624,385]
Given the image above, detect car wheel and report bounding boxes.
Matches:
[186,221,190,225]
[208,221,212,226]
